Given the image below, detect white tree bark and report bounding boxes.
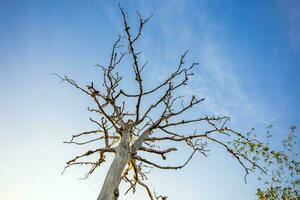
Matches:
[97,130,131,200]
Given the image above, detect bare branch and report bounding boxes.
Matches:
[133,148,199,170]
[139,146,177,160]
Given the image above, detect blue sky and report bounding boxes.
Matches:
[0,0,299,200]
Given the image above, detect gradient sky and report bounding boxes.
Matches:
[0,0,299,200]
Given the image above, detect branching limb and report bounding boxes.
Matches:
[64,135,120,146]
[53,73,91,96]
[139,146,177,160]
[119,5,145,122]
[66,147,115,165]
[64,129,104,143]
[133,148,200,170]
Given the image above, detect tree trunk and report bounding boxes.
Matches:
[97,130,131,200]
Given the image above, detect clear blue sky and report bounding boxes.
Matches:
[0,0,299,200]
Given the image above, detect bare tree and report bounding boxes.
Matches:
[55,5,299,200]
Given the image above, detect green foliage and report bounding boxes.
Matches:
[254,126,300,200]
[227,125,299,199]
[256,187,300,200]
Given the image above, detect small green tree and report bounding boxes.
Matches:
[256,126,299,200]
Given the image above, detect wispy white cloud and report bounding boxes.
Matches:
[136,0,274,126]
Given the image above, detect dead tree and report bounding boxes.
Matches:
[55,5,299,200]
